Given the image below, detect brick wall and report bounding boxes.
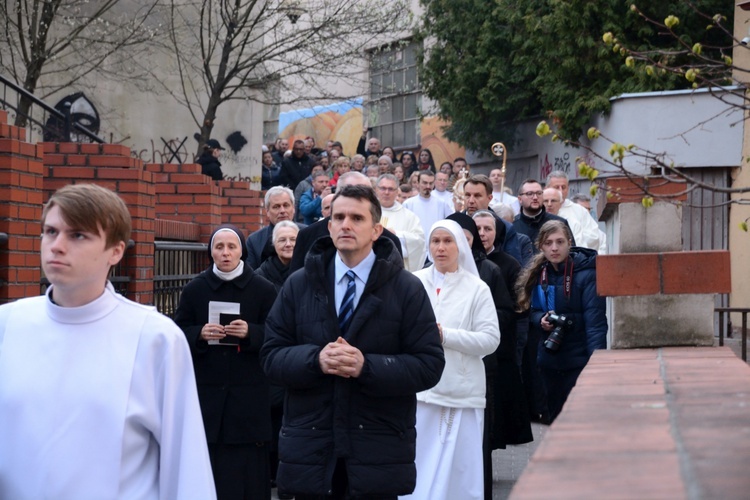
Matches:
[42,142,156,304]
[0,110,44,304]
[0,116,264,306]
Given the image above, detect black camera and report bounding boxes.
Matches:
[544,312,573,352]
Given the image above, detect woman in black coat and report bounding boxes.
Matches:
[175,224,278,500]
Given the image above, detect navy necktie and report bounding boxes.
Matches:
[339,270,356,334]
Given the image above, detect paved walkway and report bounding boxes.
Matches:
[510,346,750,499]
[491,423,547,499]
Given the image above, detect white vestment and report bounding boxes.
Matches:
[490,191,520,215]
[0,284,216,500]
[558,199,600,251]
[381,202,427,272]
[431,189,454,206]
[403,195,454,252]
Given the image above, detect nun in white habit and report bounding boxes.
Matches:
[404,219,500,500]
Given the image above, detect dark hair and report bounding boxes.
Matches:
[331,184,382,223]
[465,174,492,196]
[418,148,436,169]
[454,157,467,164]
[417,170,435,182]
[400,151,417,165]
[519,178,541,193]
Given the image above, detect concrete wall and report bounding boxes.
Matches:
[731,6,750,315]
[466,88,743,199]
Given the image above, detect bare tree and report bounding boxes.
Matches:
[535,2,750,213]
[0,0,164,127]
[160,0,413,154]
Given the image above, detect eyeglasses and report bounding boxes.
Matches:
[520,191,543,198]
[377,186,397,193]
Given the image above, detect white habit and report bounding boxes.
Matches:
[381,202,427,272]
[403,264,499,500]
[558,199,601,251]
[0,284,216,500]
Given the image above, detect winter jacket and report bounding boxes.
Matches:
[413,266,500,409]
[279,153,314,190]
[261,163,282,190]
[261,237,445,497]
[255,256,292,292]
[299,188,323,224]
[174,265,278,443]
[513,206,576,250]
[196,151,224,181]
[530,247,607,371]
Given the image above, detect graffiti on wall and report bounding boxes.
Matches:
[540,152,571,180]
[278,99,363,156]
[132,137,196,164]
[44,93,101,142]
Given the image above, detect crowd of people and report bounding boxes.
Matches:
[0,131,608,500]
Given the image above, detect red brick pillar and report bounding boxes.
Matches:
[42,143,155,304]
[217,180,265,236]
[147,162,221,243]
[0,110,44,303]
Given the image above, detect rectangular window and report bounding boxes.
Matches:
[367,40,421,151]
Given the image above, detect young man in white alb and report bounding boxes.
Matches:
[0,184,215,499]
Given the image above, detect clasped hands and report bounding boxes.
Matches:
[319,337,364,378]
[201,319,249,341]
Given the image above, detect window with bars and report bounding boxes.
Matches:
[368,40,421,150]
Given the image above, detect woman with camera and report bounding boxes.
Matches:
[516,220,607,423]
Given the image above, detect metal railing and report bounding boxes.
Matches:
[0,74,105,143]
[715,307,749,362]
[153,241,209,319]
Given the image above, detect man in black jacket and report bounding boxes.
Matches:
[279,139,314,190]
[513,179,575,249]
[261,185,445,500]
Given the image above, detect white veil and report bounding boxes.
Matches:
[426,219,479,278]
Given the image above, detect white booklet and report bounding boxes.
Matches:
[208,300,241,346]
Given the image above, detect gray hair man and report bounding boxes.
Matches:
[246,186,303,269]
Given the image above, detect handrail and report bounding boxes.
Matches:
[0,74,105,143]
[715,307,749,362]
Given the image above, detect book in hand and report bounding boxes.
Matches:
[218,313,242,345]
[208,301,241,346]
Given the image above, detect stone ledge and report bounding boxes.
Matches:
[154,219,201,242]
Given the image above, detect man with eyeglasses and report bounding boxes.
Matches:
[376,174,426,272]
[513,179,574,249]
